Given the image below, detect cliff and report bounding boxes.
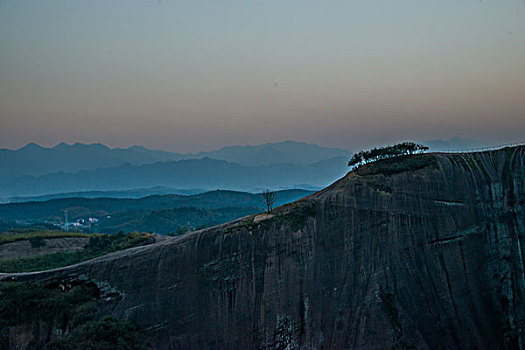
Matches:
[1,146,524,349]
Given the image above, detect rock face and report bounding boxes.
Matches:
[2,146,524,349]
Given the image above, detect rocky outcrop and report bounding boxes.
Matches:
[1,146,524,349]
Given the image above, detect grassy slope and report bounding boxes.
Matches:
[0,230,153,273]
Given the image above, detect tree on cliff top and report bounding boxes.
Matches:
[348,142,429,168]
[262,189,275,213]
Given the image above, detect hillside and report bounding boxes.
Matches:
[0,189,312,222]
[0,141,349,199]
[0,189,313,235]
[0,157,346,198]
[196,140,350,166]
[1,146,524,349]
[0,143,186,183]
[6,187,204,203]
[0,230,160,274]
[95,206,262,235]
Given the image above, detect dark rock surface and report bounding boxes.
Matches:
[2,146,524,349]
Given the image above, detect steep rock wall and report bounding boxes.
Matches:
[2,146,524,349]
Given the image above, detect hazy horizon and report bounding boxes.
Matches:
[2,139,352,153]
[0,136,507,154]
[1,1,524,152]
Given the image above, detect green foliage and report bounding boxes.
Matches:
[0,281,148,349]
[224,220,256,234]
[176,225,189,235]
[0,232,151,273]
[85,231,149,253]
[0,282,98,331]
[226,203,317,235]
[47,316,148,350]
[357,155,438,177]
[29,235,46,248]
[97,206,260,235]
[348,142,429,168]
[280,203,317,232]
[347,151,363,167]
[0,219,23,232]
[0,189,312,223]
[0,251,88,273]
[0,221,58,232]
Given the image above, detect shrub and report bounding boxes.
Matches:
[47,316,148,350]
[357,155,438,177]
[0,281,148,349]
[0,232,151,273]
[348,142,429,168]
[29,236,46,249]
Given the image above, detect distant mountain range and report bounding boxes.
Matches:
[0,142,187,183]
[196,141,350,166]
[0,138,490,200]
[0,141,350,183]
[0,141,349,199]
[421,137,488,152]
[0,157,346,198]
[6,187,205,203]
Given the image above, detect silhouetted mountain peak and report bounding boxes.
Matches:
[196,140,350,166]
[53,142,69,150]
[19,142,45,151]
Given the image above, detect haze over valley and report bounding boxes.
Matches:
[0,137,495,201]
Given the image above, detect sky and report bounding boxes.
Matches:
[1,0,524,152]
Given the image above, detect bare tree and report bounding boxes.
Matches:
[263,189,275,213]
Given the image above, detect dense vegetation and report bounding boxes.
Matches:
[356,154,438,176]
[0,281,148,349]
[0,219,56,233]
[348,142,429,168]
[97,206,260,235]
[0,231,151,273]
[0,189,312,222]
[47,315,147,349]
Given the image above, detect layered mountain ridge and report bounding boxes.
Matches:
[2,146,524,349]
[0,141,349,181]
[0,141,349,199]
[0,156,347,198]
